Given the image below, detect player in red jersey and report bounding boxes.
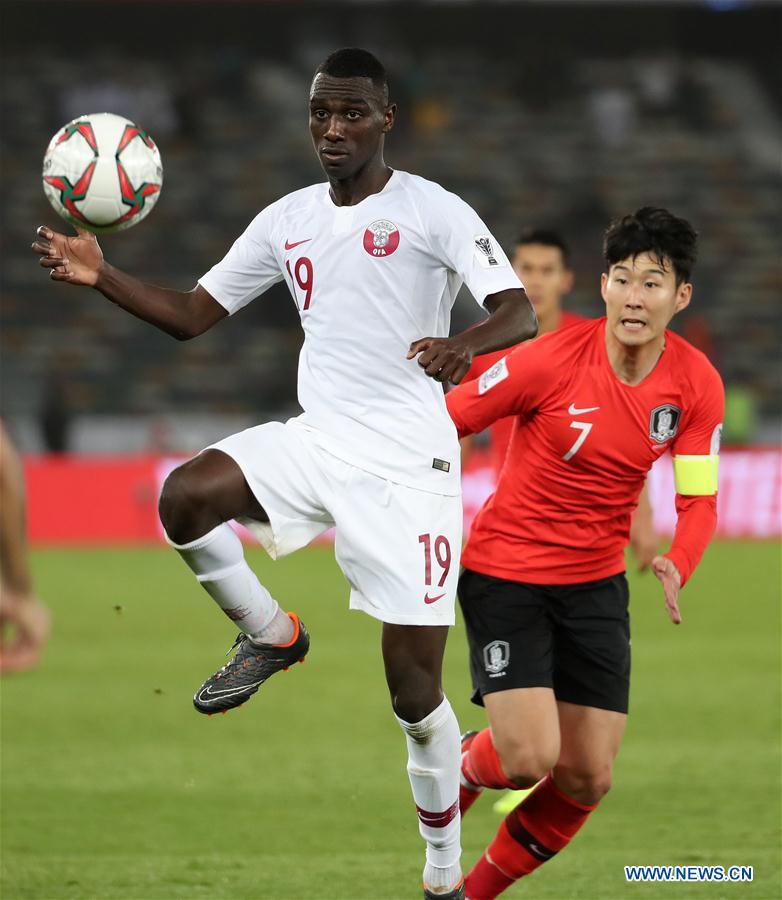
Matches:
[462,228,657,570]
[446,208,724,898]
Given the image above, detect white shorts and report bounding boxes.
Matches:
[208,420,462,626]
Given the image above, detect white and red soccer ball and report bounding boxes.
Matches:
[42,112,163,233]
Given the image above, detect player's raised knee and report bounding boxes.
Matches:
[498,744,558,789]
[392,686,443,727]
[554,763,613,805]
[158,461,214,541]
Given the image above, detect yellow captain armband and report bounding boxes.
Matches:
[673,455,720,496]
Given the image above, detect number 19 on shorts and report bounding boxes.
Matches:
[418,533,452,587]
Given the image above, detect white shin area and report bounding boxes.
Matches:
[166,522,283,639]
[396,696,463,884]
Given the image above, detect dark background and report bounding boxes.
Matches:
[2,0,779,450]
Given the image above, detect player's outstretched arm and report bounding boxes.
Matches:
[31,225,227,340]
[408,288,536,384]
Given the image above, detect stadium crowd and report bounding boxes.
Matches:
[1,7,779,449]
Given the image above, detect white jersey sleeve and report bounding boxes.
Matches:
[422,186,522,305]
[198,204,284,313]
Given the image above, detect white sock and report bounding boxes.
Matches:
[396,697,462,891]
[166,522,293,643]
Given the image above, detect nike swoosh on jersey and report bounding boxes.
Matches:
[567,403,600,415]
[284,238,311,250]
[424,592,446,604]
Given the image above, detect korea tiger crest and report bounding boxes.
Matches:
[649,404,681,444]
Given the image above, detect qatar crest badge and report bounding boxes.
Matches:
[649,404,681,444]
[363,219,400,257]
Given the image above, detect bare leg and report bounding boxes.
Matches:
[465,701,625,896]
[553,701,626,805]
[484,688,560,787]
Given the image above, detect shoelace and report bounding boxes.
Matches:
[226,632,247,656]
[211,634,250,682]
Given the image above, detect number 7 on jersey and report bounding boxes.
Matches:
[563,421,593,461]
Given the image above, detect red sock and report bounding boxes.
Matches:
[459,782,481,816]
[461,777,489,816]
[466,773,597,898]
[462,729,516,791]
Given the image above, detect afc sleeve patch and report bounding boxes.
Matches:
[710,423,723,456]
[478,357,509,395]
[474,235,507,269]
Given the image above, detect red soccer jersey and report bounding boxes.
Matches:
[447,317,724,585]
[462,310,584,474]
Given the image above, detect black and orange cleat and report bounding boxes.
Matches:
[193,612,309,715]
[423,878,465,899]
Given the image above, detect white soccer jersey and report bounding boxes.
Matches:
[198,170,522,493]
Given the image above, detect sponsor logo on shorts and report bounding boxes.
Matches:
[483,640,510,676]
[649,404,681,444]
[432,458,450,472]
[363,219,400,257]
[424,592,446,605]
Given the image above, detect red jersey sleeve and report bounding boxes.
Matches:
[461,346,508,384]
[664,357,725,586]
[446,338,560,438]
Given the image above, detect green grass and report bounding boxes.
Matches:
[2,542,780,899]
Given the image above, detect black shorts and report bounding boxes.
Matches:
[458,568,631,714]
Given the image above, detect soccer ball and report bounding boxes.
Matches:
[42,112,163,233]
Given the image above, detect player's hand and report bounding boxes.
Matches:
[651,555,682,625]
[407,336,473,384]
[0,589,50,674]
[31,224,103,287]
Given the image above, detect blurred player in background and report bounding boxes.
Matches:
[461,228,579,475]
[31,48,537,897]
[447,208,724,898]
[0,423,49,674]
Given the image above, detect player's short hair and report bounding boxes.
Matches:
[603,207,698,285]
[515,228,570,266]
[315,48,389,102]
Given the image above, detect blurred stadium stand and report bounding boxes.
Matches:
[1,1,780,452]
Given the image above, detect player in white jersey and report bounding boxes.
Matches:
[31,49,537,897]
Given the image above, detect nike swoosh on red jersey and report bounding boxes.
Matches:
[567,403,600,415]
[284,238,311,250]
[424,593,446,604]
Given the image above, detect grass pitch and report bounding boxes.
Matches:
[2,541,780,899]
